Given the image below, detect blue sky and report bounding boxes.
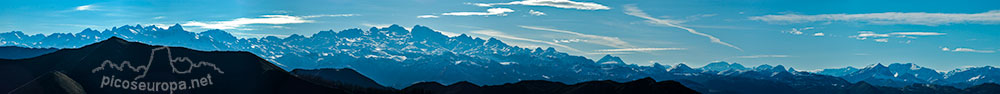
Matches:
[2,0,999,71]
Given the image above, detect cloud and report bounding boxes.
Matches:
[873,38,889,42]
[623,5,743,51]
[75,5,96,11]
[442,8,515,16]
[229,32,289,38]
[813,32,825,36]
[417,15,440,18]
[735,55,790,58]
[182,14,356,30]
[584,52,634,55]
[518,25,633,48]
[301,14,359,18]
[850,31,946,41]
[152,16,166,19]
[361,23,394,29]
[749,10,1000,26]
[942,47,996,53]
[889,32,947,36]
[471,30,582,52]
[469,0,610,10]
[553,39,584,43]
[529,10,546,16]
[784,27,814,35]
[595,48,686,52]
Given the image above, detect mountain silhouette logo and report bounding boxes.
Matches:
[91,46,224,80]
[88,46,224,93]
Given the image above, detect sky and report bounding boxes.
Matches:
[2,0,999,71]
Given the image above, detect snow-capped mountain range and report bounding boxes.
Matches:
[1,24,997,91]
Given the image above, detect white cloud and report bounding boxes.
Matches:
[361,23,395,28]
[553,39,584,43]
[889,32,947,36]
[442,8,514,16]
[624,5,743,51]
[595,48,686,52]
[469,0,609,10]
[584,52,634,55]
[813,32,825,36]
[850,31,946,42]
[529,10,546,16]
[182,14,355,30]
[301,14,359,18]
[518,25,633,48]
[784,27,814,35]
[75,5,96,11]
[471,30,582,52]
[873,38,889,42]
[942,47,996,53]
[152,16,166,19]
[229,32,289,38]
[417,15,440,18]
[736,55,790,58]
[749,10,1000,26]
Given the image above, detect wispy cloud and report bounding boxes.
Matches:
[442,8,515,16]
[735,55,790,58]
[749,10,1000,26]
[518,25,633,48]
[813,33,825,36]
[783,27,814,35]
[529,10,546,16]
[889,32,947,36]
[553,39,584,43]
[471,30,582,52]
[942,47,996,53]
[469,0,610,10]
[361,23,394,28]
[301,14,359,18]
[873,38,889,42]
[623,4,743,51]
[229,32,289,38]
[850,31,946,42]
[417,15,439,18]
[75,5,96,11]
[182,14,357,30]
[152,16,166,19]
[595,48,686,52]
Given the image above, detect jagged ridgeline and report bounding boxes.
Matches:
[2,24,1000,94]
[0,37,701,94]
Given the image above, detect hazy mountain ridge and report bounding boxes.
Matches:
[1,24,998,93]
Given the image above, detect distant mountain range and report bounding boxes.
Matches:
[1,24,998,93]
[0,37,701,94]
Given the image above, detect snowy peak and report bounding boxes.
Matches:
[596,54,625,65]
[700,61,748,72]
[816,66,859,76]
[840,63,948,87]
[668,63,699,73]
[944,66,1000,85]
[167,23,184,31]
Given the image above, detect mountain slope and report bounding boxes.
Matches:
[0,46,57,59]
[291,68,392,90]
[0,37,372,94]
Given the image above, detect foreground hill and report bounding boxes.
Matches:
[0,46,56,59]
[0,37,370,94]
